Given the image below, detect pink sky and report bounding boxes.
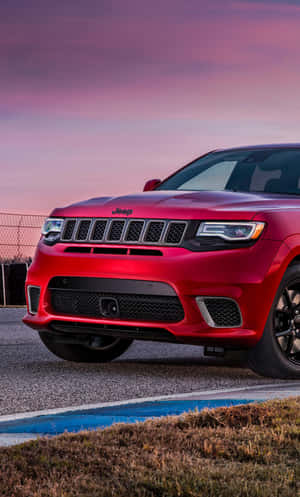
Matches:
[1,0,300,214]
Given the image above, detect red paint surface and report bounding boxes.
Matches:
[23,180,299,348]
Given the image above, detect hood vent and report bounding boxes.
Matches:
[61,218,188,246]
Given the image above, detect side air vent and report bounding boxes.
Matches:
[129,248,162,256]
[59,218,188,246]
[27,286,41,315]
[64,247,92,253]
[94,247,127,255]
[196,297,242,328]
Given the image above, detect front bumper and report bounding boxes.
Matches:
[23,238,287,348]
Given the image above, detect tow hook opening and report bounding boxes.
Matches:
[204,346,225,357]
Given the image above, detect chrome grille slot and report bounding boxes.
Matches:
[125,220,144,242]
[76,220,91,241]
[165,222,187,244]
[108,220,126,241]
[91,220,107,241]
[62,220,76,240]
[144,221,165,242]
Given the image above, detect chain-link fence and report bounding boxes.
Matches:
[0,212,46,262]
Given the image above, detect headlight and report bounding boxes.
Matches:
[42,218,64,235]
[196,222,265,241]
[41,218,63,245]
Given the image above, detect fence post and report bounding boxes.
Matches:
[17,215,24,259]
[1,264,6,307]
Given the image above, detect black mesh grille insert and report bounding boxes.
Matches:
[165,223,186,244]
[108,220,125,241]
[204,298,241,327]
[76,220,91,240]
[91,220,107,241]
[145,221,164,242]
[51,290,184,323]
[125,221,144,241]
[63,220,76,240]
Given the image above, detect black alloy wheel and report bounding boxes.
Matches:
[248,263,300,378]
[274,286,300,366]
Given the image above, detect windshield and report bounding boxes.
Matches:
[157,148,300,195]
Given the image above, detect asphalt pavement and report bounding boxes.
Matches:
[0,308,288,416]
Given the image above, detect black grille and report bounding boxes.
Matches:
[63,220,76,240]
[50,290,184,323]
[76,220,91,240]
[108,220,125,241]
[165,223,186,244]
[91,220,107,241]
[144,221,165,242]
[125,221,144,241]
[60,218,188,246]
[204,298,241,327]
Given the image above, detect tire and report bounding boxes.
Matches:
[39,332,133,363]
[248,263,300,378]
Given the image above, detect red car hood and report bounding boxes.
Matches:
[51,190,299,220]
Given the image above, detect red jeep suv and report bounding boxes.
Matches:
[24,145,300,378]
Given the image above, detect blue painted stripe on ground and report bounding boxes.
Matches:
[0,399,256,435]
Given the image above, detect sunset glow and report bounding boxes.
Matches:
[1,0,300,213]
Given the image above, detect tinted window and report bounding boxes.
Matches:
[157,148,300,195]
[178,161,236,190]
[249,164,281,191]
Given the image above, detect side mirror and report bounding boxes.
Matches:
[143,179,161,192]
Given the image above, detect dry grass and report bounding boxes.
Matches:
[0,398,299,497]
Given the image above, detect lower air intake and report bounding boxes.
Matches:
[196,297,242,327]
[50,290,184,323]
[28,286,41,314]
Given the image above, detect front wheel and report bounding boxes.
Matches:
[248,264,300,378]
[39,333,133,363]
